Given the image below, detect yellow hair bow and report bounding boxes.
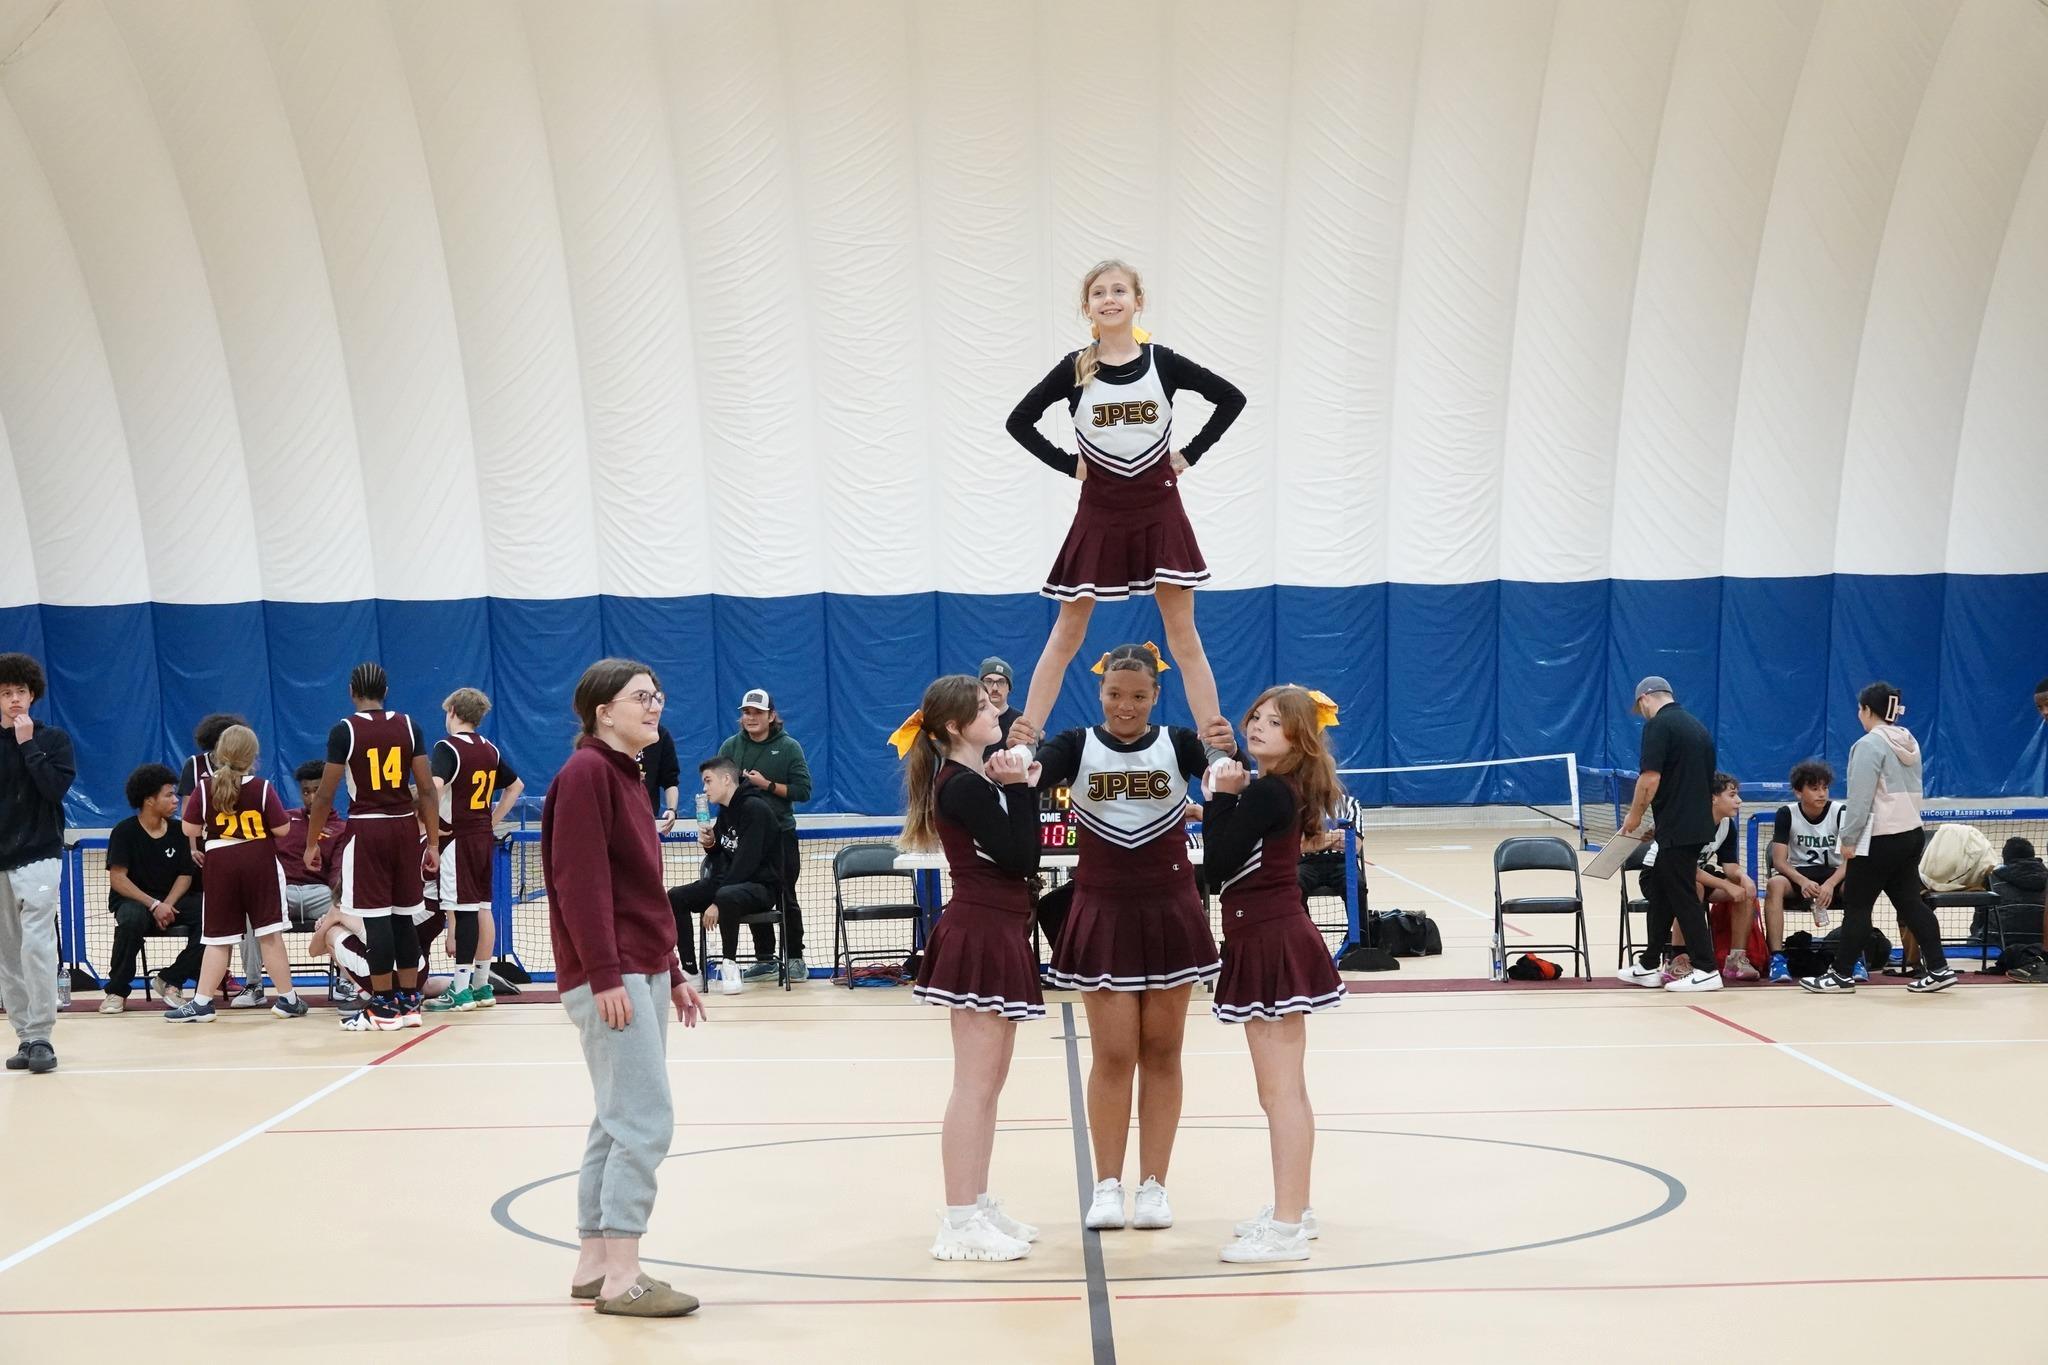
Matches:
[1289,685,1340,731]
[887,708,925,760]
[1092,642,1171,675]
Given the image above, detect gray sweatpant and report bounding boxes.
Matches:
[563,971,673,1238]
[0,857,62,1045]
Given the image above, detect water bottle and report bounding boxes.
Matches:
[1490,925,1506,983]
[694,791,710,827]
[56,965,70,1009]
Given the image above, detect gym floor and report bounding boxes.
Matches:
[3,829,2042,1363]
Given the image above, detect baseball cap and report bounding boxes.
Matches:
[1633,675,1672,702]
[978,657,1014,685]
[738,688,774,712]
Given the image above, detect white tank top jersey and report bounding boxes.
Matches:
[1074,347,1174,477]
[1071,726,1190,850]
[1644,814,1732,871]
[1783,800,1843,869]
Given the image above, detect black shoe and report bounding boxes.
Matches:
[1797,969,1856,994]
[1908,968,1958,994]
[4,1044,27,1071]
[23,1040,56,1074]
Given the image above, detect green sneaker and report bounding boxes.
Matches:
[425,987,477,1013]
[470,981,496,1008]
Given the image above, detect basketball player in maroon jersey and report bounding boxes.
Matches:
[302,663,439,1031]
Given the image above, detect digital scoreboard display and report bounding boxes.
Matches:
[1039,784,1079,850]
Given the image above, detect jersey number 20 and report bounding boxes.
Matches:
[213,810,267,841]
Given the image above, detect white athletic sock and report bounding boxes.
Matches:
[945,1205,978,1229]
[193,993,213,1008]
[1269,1219,1302,1236]
[451,965,471,993]
[281,989,299,1005]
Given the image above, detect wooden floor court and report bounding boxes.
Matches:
[3,829,2044,1363]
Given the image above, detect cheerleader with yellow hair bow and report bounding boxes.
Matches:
[1003,259,1246,751]
[891,675,1045,1263]
[1200,684,1349,1265]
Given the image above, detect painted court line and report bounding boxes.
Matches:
[0,1026,449,1278]
[266,1100,1887,1137]
[1367,860,1531,935]
[0,1293,1079,1317]
[1688,1006,2048,1177]
[1114,1272,2048,1302]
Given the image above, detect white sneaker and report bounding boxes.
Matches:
[930,1211,1030,1262]
[1664,968,1725,993]
[977,1194,1038,1243]
[1131,1177,1173,1229]
[1617,962,1664,987]
[1220,1220,1311,1263]
[1084,1178,1126,1230]
[229,988,266,1009]
[97,994,125,1014]
[151,975,186,1007]
[1233,1205,1320,1240]
[682,970,705,992]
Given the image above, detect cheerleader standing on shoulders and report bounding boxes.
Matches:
[163,726,308,1022]
[893,676,1046,1262]
[1203,686,1349,1262]
[1005,259,1245,740]
[1010,643,1235,1232]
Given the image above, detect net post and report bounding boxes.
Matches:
[1567,753,1583,848]
[1343,826,1362,954]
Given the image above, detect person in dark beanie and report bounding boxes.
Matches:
[979,658,1024,760]
[717,689,812,980]
[1616,676,1722,993]
[545,658,706,1318]
[0,652,74,1074]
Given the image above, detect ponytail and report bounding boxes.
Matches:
[1074,339,1102,388]
[895,675,985,851]
[210,725,260,819]
[901,739,943,852]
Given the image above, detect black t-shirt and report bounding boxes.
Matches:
[640,725,681,813]
[105,815,197,909]
[1639,703,1716,846]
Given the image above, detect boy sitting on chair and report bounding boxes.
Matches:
[1761,760,1844,984]
[1645,774,1755,979]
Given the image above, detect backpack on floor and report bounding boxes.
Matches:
[1372,909,1442,957]
[1709,901,1769,969]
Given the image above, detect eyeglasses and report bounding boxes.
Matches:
[616,689,665,709]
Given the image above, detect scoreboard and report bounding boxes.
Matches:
[1039,784,1080,850]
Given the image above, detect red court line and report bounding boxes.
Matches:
[1687,1006,1777,1044]
[268,1100,1886,1137]
[1115,1273,2048,1303]
[0,1293,1078,1317]
[369,1023,451,1064]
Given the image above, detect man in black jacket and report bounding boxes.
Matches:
[0,653,74,1074]
[667,757,782,984]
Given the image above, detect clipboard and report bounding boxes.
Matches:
[1584,824,1650,880]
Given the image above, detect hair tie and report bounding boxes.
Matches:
[1304,688,1340,732]
[1091,643,1172,676]
[887,708,925,760]
[1886,693,1904,723]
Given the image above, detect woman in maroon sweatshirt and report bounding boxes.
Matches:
[543,658,707,1318]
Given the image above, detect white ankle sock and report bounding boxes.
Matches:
[193,994,213,1008]
[945,1205,978,1229]
[451,965,471,992]
[1269,1219,1302,1236]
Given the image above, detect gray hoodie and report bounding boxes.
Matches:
[1841,723,1922,853]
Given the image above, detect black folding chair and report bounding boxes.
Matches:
[1617,841,1652,969]
[831,843,923,988]
[1493,835,1589,979]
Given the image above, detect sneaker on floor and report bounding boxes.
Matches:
[1219,1220,1311,1264]
[977,1195,1039,1244]
[163,999,218,1023]
[1853,961,1869,983]
[341,997,403,1032]
[470,981,497,1007]
[1767,953,1791,984]
[784,956,808,980]
[1131,1177,1173,1229]
[270,994,310,1019]
[741,961,781,982]
[22,1040,56,1074]
[1616,962,1664,988]
[97,994,125,1015]
[425,987,476,1013]
[930,1211,1031,1262]
[1724,950,1759,983]
[1084,1178,1127,1230]
[1233,1205,1320,1240]
[1664,968,1724,993]
[1798,969,1856,995]
[397,991,424,1027]
[151,973,186,1007]
[229,987,266,1010]
[1907,968,1958,994]
[681,970,705,993]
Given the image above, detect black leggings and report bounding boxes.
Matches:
[453,909,480,964]
[1833,828,1946,975]
[364,915,423,978]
